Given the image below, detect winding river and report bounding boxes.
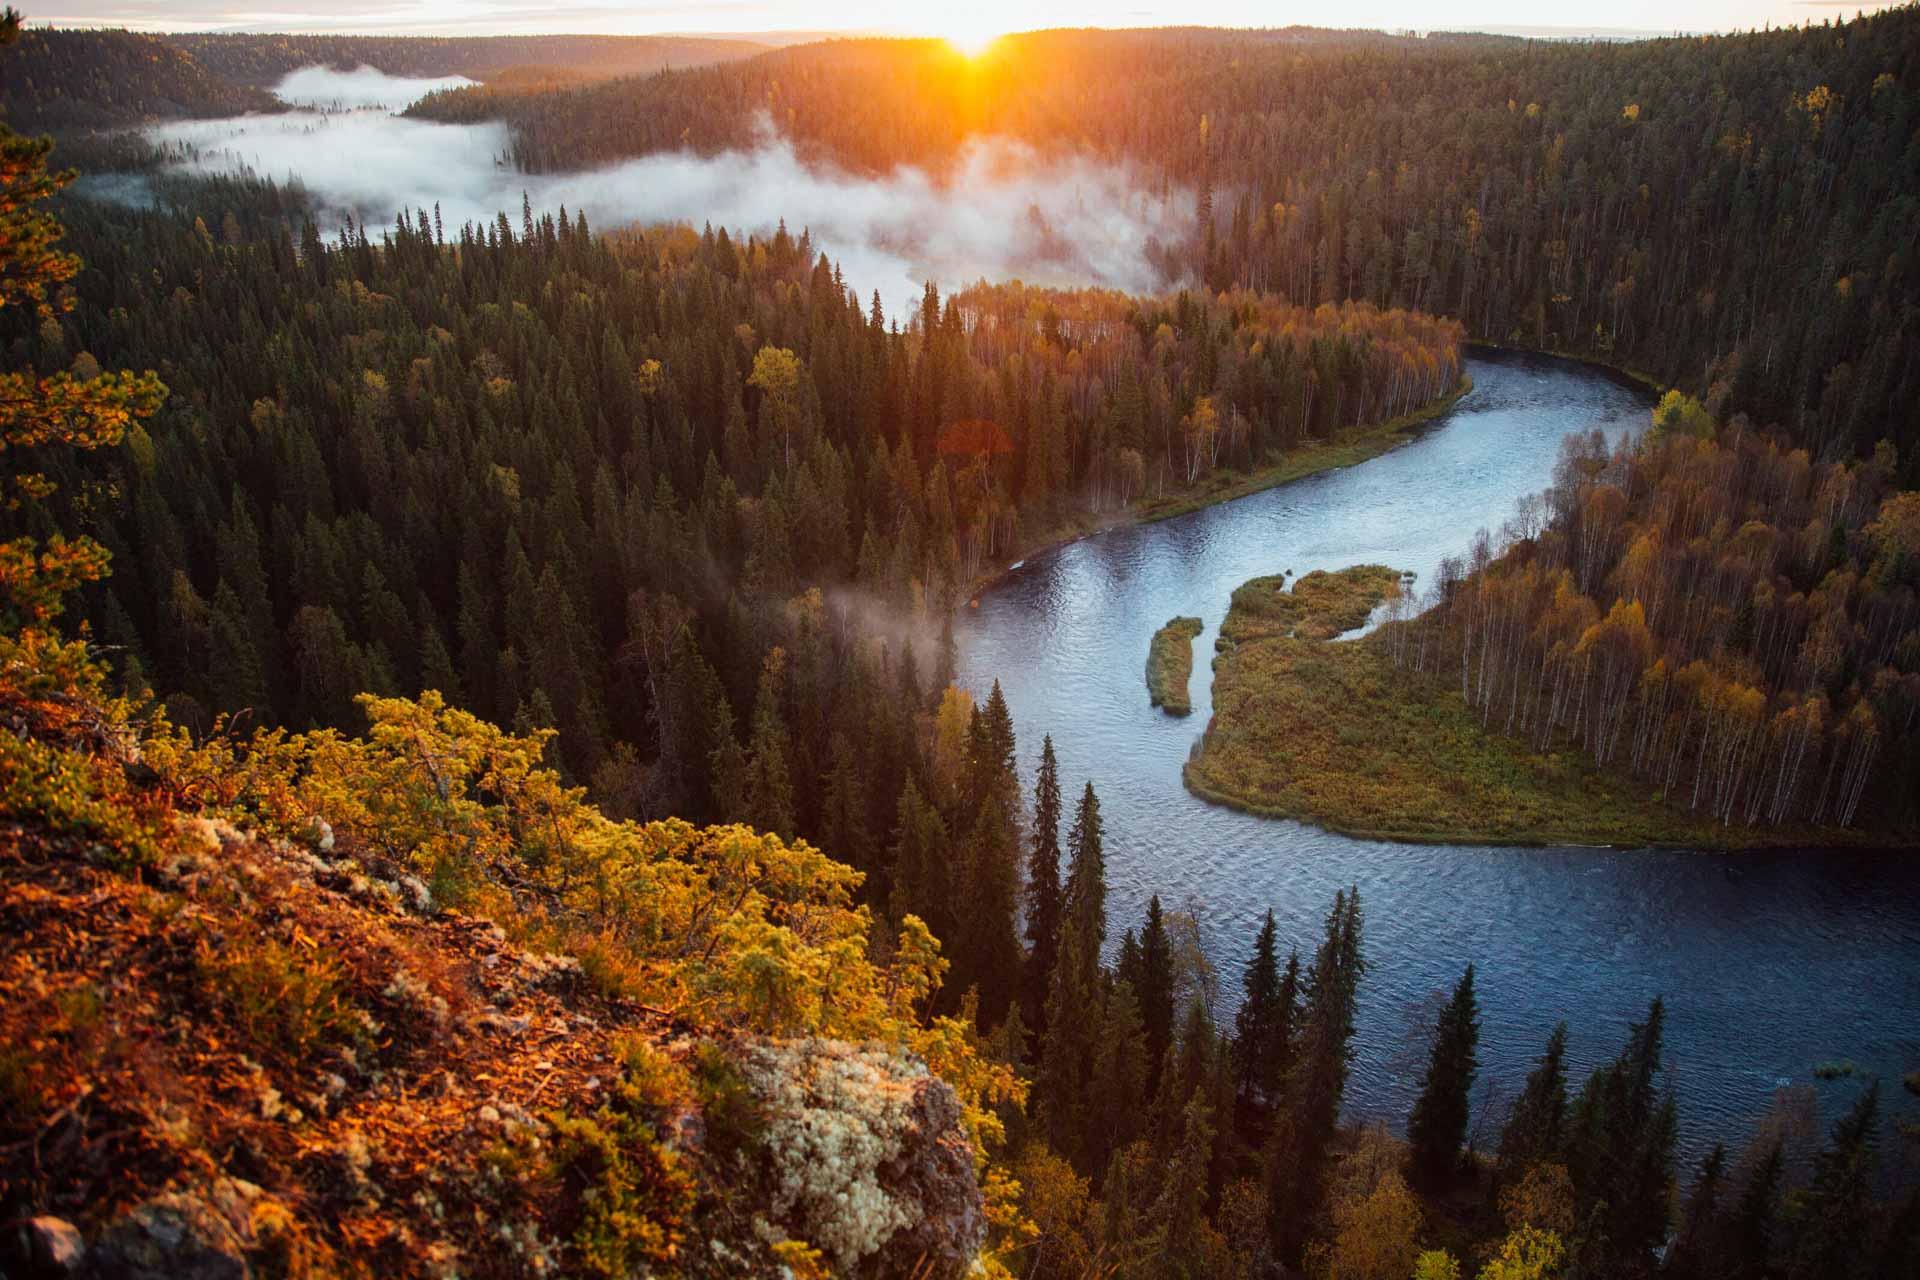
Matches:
[956,349,1920,1160]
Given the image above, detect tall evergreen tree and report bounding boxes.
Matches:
[1406,962,1481,1186]
[1729,1141,1782,1280]
[1266,886,1364,1261]
[1061,781,1105,966]
[1232,910,1283,1111]
[1498,1021,1570,1179]
[1787,1084,1880,1280]
[1023,734,1064,1031]
[1138,894,1175,1099]
[1566,999,1676,1275]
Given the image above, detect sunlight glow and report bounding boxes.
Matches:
[941,23,1003,58]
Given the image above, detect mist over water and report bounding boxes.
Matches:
[140,66,1192,316]
[271,65,479,109]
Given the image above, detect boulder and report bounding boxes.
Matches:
[737,1038,983,1277]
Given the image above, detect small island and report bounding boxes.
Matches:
[1146,616,1205,715]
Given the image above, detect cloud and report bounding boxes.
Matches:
[137,66,1192,317]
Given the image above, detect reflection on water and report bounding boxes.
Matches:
[957,350,1920,1158]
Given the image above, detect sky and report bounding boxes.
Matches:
[29,0,1908,40]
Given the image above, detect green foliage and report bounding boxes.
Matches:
[546,1103,692,1277]
[196,939,364,1059]
[1146,616,1203,714]
[1407,963,1480,1187]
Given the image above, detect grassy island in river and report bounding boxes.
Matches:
[1146,617,1204,714]
[1183,567,1897,849]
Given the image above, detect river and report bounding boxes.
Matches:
[955,349,1920,1161]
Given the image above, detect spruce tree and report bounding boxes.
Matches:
[1498,1021,1570,1179]
[1729,1141,1781,1280]
[1138,894,1175,1099]
[1267,886,1364,1261]
[1407,962,1481,1187]
[1232,909,1284,1113]
[1023,734,1064,1031]
[1788,1084,1880,1280]
[1087,978,1149,1177]
[1566,999,1676,1273]
[1062,781,1106,966]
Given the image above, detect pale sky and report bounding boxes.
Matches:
[28,1,1908,41]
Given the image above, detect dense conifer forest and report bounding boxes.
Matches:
[409,14,1920,473]
[3,7,1919,1279]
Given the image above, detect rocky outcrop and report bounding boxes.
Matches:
[738,1039,984,1278]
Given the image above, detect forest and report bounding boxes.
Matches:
[0,28,765,129]
[3,6,1919,1278]
[1376,395,1920,832]
[408,13,1920,474]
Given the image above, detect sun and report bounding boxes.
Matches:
[939,21,1003,59]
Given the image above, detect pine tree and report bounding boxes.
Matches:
[888,777,950,945]
[1232,909,1286,1117]
[1787,1084,1879,1280]
[1729,1141,1781,1280]
[1667,1144,1728,1280]
[1267,886,1364,1261]
[1036,917,1098,1168]
[1061,781,1106,967]
[1086,978,1149,1177]
[1023,734,1063,1031]
[1407,962,1481,1187]
[1566,999,1676,1274]
[744,647,795,839]
[1498,1021,1570,1179]
[1138,894,1175,1099]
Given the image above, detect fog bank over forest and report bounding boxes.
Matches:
[141,66,1194,316]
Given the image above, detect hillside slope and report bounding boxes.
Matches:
[0,679,1009,1277]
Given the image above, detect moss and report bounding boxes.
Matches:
[1146,617,1204,715]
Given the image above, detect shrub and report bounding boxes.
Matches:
[198,938,363,1059]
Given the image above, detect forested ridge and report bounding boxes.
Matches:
[0,28,766,129]
[410,12,1920,474]
[0,28,279,130]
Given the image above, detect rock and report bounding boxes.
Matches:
[85,1177,287,1279]
[26,1216,86,1272]
[737,1038,983,1278]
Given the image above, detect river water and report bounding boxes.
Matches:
[956,350,1920,1160]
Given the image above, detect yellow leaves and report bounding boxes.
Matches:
[1621,103,1641,123]
[1475,1226,1566,1280]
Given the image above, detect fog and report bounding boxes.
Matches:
[141,66,1192,317]
[271,65,479,109]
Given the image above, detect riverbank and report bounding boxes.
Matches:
[1146,616,1203,715]
[1184,569,1900,851]
[969,375,1473,600]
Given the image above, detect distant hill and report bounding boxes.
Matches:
[0,28,277,130]
[0,28,767,131]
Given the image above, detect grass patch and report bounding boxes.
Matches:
[1813,1060,1857,1080]
[1217,565,1404,648]
[1183,566,1862,848]
[1147,617,1204,715]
